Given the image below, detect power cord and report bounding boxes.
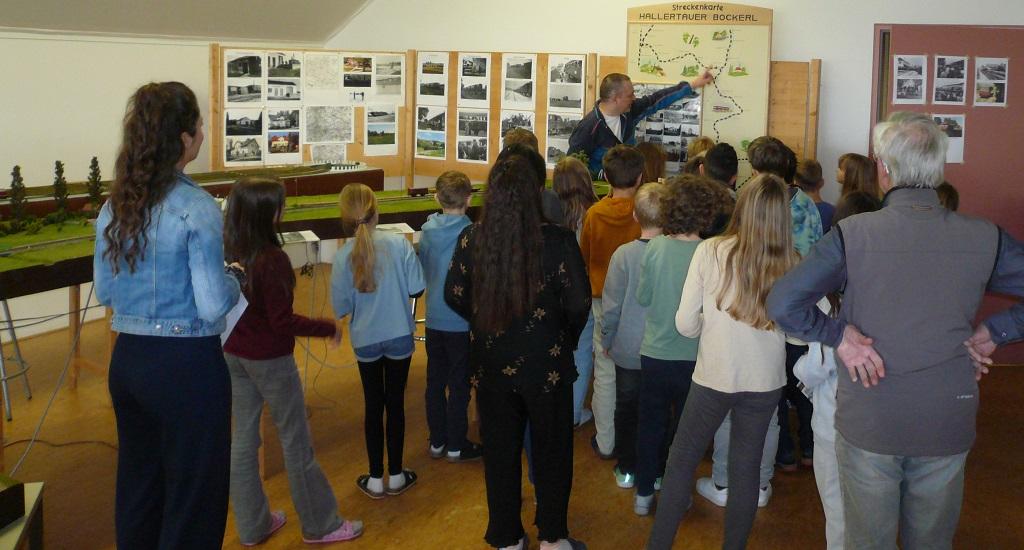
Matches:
[10,284,94,476]
[4,438,117,452]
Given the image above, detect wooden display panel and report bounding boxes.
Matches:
[209,44,413,177]
[597,55,822,160]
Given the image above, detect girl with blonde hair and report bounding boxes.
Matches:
[647,174,799,550]
[331,183,425,499]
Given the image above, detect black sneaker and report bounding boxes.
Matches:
[447,440,484,462]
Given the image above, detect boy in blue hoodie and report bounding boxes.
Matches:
[420,171,483,462]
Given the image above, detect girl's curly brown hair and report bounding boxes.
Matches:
[103,82,201,274]
[659,174,730,236]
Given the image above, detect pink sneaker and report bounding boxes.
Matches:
[242,510,286,546]
[303,520,364,544]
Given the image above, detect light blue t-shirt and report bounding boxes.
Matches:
[331,230,426,349]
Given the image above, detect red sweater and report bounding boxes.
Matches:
[224,247,336,360]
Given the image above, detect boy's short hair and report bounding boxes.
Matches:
[502,128,539,153]
[435,170,472,208]
[633,182,664,229]
[704,143,738,184]
[936,181,959,211]
[660,174,724,235]
[795,159,823,193]
[747,136,790,178]
[602,145,645,188]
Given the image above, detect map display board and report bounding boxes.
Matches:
[627,3,772,182]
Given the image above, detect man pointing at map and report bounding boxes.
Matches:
[568,69,714,177]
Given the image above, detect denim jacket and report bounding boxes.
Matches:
[94,172,240,337]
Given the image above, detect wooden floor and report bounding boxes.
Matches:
[3,266,1022,549]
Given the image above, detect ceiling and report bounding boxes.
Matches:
[0,0,371,44]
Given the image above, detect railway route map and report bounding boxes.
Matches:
[627,3,772,182]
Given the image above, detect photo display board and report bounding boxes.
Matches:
[626,2,773,183]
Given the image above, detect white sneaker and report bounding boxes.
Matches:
[696,477,772,508]
[634,494,655,516]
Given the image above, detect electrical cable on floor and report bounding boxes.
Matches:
[10,284,94,477]
[4,438,117,452]
[0,304,105,328]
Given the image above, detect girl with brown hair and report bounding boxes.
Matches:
[552,156,599,427]
[94,81,241,549]
[445,149,591,550]
[637,141,668,183]
[222,177,362,544]
[838,152,880,199]
[330,183,425,499]
[647,174,799,550]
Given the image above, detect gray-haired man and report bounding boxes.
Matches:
[766,112,1024,549]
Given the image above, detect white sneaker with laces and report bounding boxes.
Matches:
[696,477,772,508]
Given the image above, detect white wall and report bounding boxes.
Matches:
[325,0,1024,202]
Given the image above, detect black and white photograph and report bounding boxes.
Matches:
[936,56,966,79]
[894,78,925,105]
[933,79,965,105]
[226,52,262,78]
[304,52,341,90]
[549,55,584,84]
[305,105,354,143]
[500,110,535,136]
[458,109,489,138]
[344,56,373,73]
[895,55,925,77]
[225,109,263,136]
[416,130,446,159]
[419,77,446,97]
[681,125,700,138]
[503,80,533,105]
[459,78,489,108]
[227,79,262,103]
[268,131,300,154]
[344,73,372,88]
[418,52,448,106]
[268,51,302,77]
[505,56,534,80]
[547,113,581,139]
[376,76,402,96]
[226,137,262,164]
[367,105,396,123]
[933,114,965,163]
[977,58,1008,81]
[418,106,446,131]
[549,83,584,111]
[457,137,488,163]
[267,78,301,101]
[645,122,664,136]
[461,55,488,77]
[311,143,346,165]
[268,109,300,130]
[546,138,569,166]
[663,123,682,137]
[375,55,403,76]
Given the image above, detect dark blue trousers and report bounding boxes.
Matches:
[424,328,472,452]
[108,334,231,550]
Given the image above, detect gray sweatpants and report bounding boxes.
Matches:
[225,353,344,543]
[647,382,782,550]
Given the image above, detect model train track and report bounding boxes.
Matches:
[0,234,96,257]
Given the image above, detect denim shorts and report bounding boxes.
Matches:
[353,334,415,363]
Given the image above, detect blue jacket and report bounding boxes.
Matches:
[568,81,697,176]
[419,212,472,332]
[94,172,240,337]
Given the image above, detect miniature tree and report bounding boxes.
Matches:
[52,160,69,218]
[9,165,27,229]
[86,157,103,211]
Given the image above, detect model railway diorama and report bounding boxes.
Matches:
[0,160,609,299]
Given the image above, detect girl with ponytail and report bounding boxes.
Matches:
[93,81,241,549]
[330,183,425,499]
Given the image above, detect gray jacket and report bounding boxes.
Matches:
[600,239,649,369]
[767,188,1024,456]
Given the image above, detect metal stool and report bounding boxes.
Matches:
[0,300,32,421]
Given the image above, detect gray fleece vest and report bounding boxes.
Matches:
[835,188,999,456]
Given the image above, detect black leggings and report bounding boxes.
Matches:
[357,356,412,477]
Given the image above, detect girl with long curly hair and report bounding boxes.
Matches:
[445,148,591,550]
[647,174,799,550]
[94,81,241,549]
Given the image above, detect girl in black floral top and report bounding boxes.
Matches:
[445,147,591,550]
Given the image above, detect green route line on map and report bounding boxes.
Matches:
[636,27,744,142]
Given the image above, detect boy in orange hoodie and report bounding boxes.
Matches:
[580,144,644,458]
